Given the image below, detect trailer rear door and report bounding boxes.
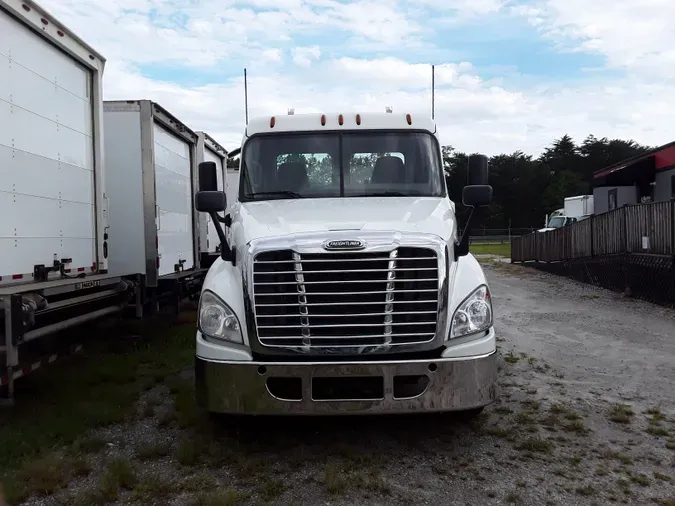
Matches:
[203,147,224,252]
[153,123,194,276]
[0,9,96,282]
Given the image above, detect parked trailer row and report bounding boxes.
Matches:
[0,0,228,404]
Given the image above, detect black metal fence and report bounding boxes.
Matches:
[511,201,675,307]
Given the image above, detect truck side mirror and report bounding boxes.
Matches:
[195,191,226,213]
[455,154,493,259]
[463,154,492,206]
[199,161,218,192]
[467,153,489,186]
[462,185,493,207]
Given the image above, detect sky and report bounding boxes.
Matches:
[40,0,675,156]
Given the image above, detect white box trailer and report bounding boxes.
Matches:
[564,195,594,217]
[195,132,227,269]
[1,0,135,403]
[103,100,206,311]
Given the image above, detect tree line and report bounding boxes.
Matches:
[227,134,652,229]
[444,135,651,229]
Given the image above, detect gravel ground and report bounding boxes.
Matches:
[13,260,675,506]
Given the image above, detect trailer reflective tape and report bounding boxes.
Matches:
[0,345,83,386]
[12,274,23,280]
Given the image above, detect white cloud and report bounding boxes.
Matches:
[293,46,321,67]
[36,0,675,157]
[516,0,675,78]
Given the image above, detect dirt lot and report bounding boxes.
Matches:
[1,259,674,506]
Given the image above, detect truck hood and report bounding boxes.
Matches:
[231,197,457,245]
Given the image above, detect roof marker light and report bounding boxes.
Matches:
[338,114,344,126]
[356,114,361,125]
[321,114,326,126]
[270,116,276,128]
[406,113,412,125]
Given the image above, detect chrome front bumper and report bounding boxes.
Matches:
[195,351,498,415]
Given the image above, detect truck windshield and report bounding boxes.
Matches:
[547,217,566,228]
[239,131,444,201]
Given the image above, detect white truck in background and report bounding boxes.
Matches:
[539,195,594,232]
[1,0,135,403]
[103,100,209,313]
[195,132,227,270]
[192,111,498,417]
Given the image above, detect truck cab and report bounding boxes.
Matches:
[193,112,497,416]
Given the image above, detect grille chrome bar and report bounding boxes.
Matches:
[255,256,436,264]
[254,278,438,285]
[252,247,440,350]
[255,300,438,307]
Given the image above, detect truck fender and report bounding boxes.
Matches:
[448,253,490,319]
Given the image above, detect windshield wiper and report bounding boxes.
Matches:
[363,191,417,197]
[245,191,302,199]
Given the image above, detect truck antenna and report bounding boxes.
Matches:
[244,68,249,125]
[431,64,435,120]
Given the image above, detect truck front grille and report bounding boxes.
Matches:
[252,247,439,349]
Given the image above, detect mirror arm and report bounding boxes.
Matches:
[454,206,480,260]
[209,211,235,265]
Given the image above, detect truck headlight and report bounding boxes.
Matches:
[198,290,243,344]
[449,285,492,339]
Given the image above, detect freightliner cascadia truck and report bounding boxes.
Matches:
[193,111,497,416]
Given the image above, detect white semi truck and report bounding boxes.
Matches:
[192,111,497,416]
[539,195,594,232]
[1,0,135,403]
[103,100,209,313]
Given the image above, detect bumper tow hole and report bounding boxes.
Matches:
[257,366,267,376]
[428,363,438,372]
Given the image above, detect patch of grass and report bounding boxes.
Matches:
[259,479,286,500]
[646,408,666,421]
[565,420,590,435]
[485,426,511,438]
[518,437,553,454]
[521,400,540,411]
[470,242,511,257]
[504,351,520,364]
[648,426,670,437]
[602,451,633,465]
[181,473,218,492]
[654,472,672,482]
[191,488,246,506]
[131,474,176,502]
[103,458,137,490]
[321,462,349,495]
[575,484,595,496]
[136,441,172,460]
[71,435,108,454]
[0,319,195,478]
[630,474,650,486]
[608,404,634,424]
